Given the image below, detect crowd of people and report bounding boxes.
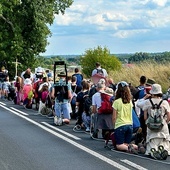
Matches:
[0,62,170,161]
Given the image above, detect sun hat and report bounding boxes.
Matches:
[104,87,114,96]
[24,78,32,85]
[57,72,66,77]
[149,84,162,94]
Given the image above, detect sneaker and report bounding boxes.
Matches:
[150,148,162,160]
[128,144,138,154]
[158,145,168,160]
[54,116,58,125]
[57,117,63,126]
[86,127,90,132]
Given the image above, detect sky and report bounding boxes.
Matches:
[42,0,170,56]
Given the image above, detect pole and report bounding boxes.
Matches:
[12,59,21,78]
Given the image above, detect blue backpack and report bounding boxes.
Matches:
[134,86,145,100]
[73,74,83,86]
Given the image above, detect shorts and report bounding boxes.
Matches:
[114,125,133,145]
[54,102,70,119]
[0,82,5,90]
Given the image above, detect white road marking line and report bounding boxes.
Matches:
[10,107,29,115]
[121,159,148,170]
[0,102,6,105]
[41,122,81,140]
[0,104,131,170]
[111,148,170,165]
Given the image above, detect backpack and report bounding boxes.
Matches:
[83,92,92,115]
[96,68,104,76]
[41,90,49,103]
[54,84,68,102]
[0,71,8,82]
[134,86,145,100]
[71,85,77,106]
[146,98,164,131]
[98,93,113,114]
[73,74,83,86]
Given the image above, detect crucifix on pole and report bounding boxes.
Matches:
[12,58,21,78]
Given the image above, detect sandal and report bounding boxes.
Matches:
[158,145,168,160]
[150,148,162,160]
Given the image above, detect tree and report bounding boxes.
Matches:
[80,46,121,78]
[0,0,73,78]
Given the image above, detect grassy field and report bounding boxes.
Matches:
[109,61,170,93]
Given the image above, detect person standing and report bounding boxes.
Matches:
[72,68,83,87]
[0,66,8,99]
[91,62,108,85]
[91,62,108,78]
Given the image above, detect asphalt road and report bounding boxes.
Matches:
[0,99,170,170]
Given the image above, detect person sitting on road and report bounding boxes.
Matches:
[112,81,138,154]
[51,72,72,125]
[14,76,23,105]
[92,81,114,138]
[75,80,90,128]
[142,84,170,160]
[23,78,33,109]
[70,76,82,119]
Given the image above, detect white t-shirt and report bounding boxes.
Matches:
[92,92,102,109]
[91,67,108,77]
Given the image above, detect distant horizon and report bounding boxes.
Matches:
[41,51,169,57]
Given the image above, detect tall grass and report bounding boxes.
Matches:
[109,61,170,93]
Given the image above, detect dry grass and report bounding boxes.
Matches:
[109,61,170,93]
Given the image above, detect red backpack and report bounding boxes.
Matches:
[98,93,113,114]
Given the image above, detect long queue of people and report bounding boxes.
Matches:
[0,63,170,161]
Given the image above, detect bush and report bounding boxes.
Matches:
[80,46,121,78]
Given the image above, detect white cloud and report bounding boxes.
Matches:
[112,29,150,39]
[44,0,170,55]
[151,0,167,7]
